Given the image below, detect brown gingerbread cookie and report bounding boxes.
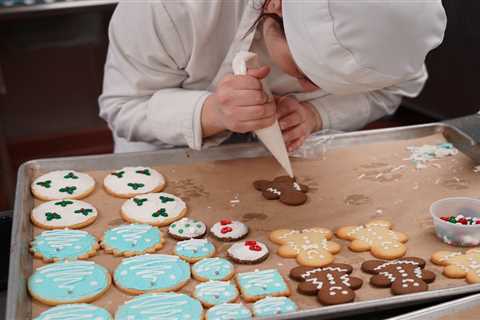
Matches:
[289,263,363,305]
[253,176,309,206]
[361,257,436,295]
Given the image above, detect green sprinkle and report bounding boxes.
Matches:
[111,171,125,178]
[64,172,78,179]
[196,224,202,228]
[159,196,174,203]
[74,208,92,216]
[45,212,61,221]
[171,224,176,228]
[54,200,74,207]
[133,198,148,206]
[36,180,52,188]
[152,208,167,218]
[128,183,144,190]
[178,229,184,234]
[185,224,190,227]
[59,186,77,195]
[136,169,151,176]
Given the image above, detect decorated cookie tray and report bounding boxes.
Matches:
[7,120,480,319]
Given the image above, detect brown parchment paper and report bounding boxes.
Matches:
[30,133,480,318]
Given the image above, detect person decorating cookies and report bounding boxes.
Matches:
[99,0,446,153]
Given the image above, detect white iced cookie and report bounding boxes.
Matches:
[103,166,165,198]
[210,219,249,242]
[121,192,187,226]
[31,170,95,201]
[31,199,98,229]
[168,218,207,240]
[227,240,270,264]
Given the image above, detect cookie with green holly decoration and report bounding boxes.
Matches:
[120,193,187,226]
[31,199,98,229]
[31,170,95,201]
[104,166,165,198]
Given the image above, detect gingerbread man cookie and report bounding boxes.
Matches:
[431,249,480,283]
[253,176,309,206]
[361,257,436,295]
[290,263,362,305]
[270,228,341,267]
[336,220,408,259]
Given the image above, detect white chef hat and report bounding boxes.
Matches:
[282,0,447,95]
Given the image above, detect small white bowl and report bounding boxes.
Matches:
[430,197,480,246]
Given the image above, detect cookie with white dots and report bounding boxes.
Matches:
[31,199,98,230]
[193,281,239,308]
[168,217,207,240]
[101,224,165,257]
[174,239,216,263]
[210,219,248,242]
[31,170,95,201]
[192,258,235,282]
[104,166,165,198]
[227,240,269,265]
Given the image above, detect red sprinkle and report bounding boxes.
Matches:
[221,226,232,234]
[440,217,449,221]
[459,218,468,225]
[476,221,480,225]
[245,240,257,246]
[220,219,232,225]
[249,245,262,251]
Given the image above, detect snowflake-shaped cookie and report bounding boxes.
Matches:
[336,220,408,259]
[270,228,341,267]
[431,249,480,283]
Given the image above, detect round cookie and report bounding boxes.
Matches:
[227,240,269,264]
[102,224,164,257]
[210,219,248,242]
[168,217,207,240]
[31,229,99,262]
[174,239,216,263]
[206,303,252,320]
[34,304,112,320]
[104,166,165,198]
[113,254,190,294]
[31,199,98,230]
[121,192,187,226]
[28,260,111,306]
[192,258,235,282]
[193,281,239,308]
[31,170,96,201]
[252,297,297,317]
[115,293,203,320]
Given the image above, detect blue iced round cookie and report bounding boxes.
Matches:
[114,254,190,294]
[34,303,112,320]
[193,281,238,307]
[31,229,98,262]
[252,297,298,317]
[115,292,203,320]
[28,260,111,305]
[192,258,234,281]
[206,303,252,320]
[102,224,164,256]
[174,239,215,262]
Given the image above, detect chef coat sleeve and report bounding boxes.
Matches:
[99,2,224,150]
[307,66,428,131]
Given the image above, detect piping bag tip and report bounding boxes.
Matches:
[232,51,294,178]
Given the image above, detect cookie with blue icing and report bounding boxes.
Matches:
[31,229,99,262]
[114,254,191,294]
[252,297,298,317]
[28,260,111,306]
[31,170,95,201]
[31,199,98,230]
[174,238,216,263]
[236,269,290,302]
[115,292,203,320]
[34,303,112,320]
[206,303,252,320]
[101,224,164,257]
[192,258,235,282]
[193,281,239,307]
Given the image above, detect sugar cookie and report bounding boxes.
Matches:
[174,239,216,263]
[168,217,207,240]
[336,220,408,260]
[28,260,111,306]
[193,281,239,308]
[236,269,290,302]
[113,254,190,294]
[31,229,99,262]
[362,257,435,295]
[210,219,248,242]
[101,224,164,257]
[431,249,480,283]
[31,170,95,201]
[290,263,363,305]
[192,258,235,282]
[115,293,203,320]
[104,166,165,198]
[34,304,112,320]
[206,303,252,320]
[270,228,341,267]
[31,199,98,230]
[120,192,187,226]
[227,240,269,264]
[252,297,297,317]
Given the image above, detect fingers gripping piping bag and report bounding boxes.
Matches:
[232,51,294,178]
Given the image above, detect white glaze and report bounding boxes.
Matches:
[121,193,186,224]
[168,218,206,238]
[227,241,269,261]
[31,170,95,200]
[31,200,98,228]
[210,221,248,239]
[104,166,165,196]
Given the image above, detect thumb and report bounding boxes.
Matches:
[247,66,270,79]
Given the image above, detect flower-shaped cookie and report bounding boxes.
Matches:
[270,228,341,267]
[253,176,309,206]
[336,220,408,259]
[431,249,480,283]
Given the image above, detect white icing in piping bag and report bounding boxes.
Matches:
[232,51,294,178]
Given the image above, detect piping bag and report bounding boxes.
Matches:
[232,51,294,178]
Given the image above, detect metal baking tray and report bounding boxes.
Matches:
[7,118,480,320]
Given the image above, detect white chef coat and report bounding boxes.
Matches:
[99,0,427,153]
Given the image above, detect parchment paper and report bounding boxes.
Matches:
[30,133,480,318]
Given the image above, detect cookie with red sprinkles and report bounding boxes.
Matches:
[227,240,270,264]
[210,219,249,242]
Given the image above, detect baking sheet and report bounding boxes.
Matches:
[9,123,480,320]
